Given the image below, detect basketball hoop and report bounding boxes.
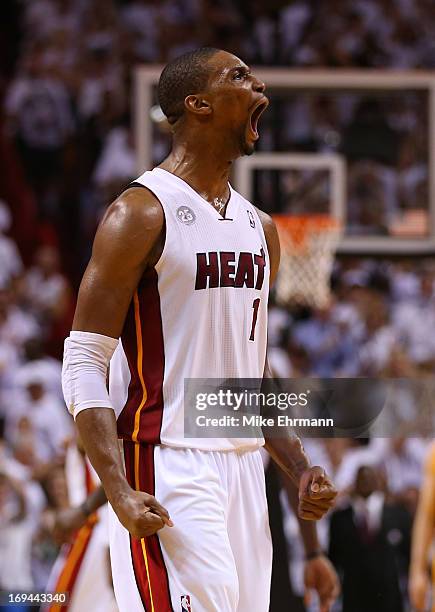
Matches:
[272,214,342,308]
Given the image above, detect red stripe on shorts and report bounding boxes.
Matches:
[124,440,173,612]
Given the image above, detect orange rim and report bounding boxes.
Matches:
[272,214,341,249]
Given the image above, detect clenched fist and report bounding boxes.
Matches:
[304,554,340,612]
[298,466,337,520]
[114,489,173,539]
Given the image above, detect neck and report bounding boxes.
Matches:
[159,131,235,203]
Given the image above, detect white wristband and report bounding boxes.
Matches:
[62,330,119,419]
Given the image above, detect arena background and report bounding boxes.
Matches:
[1,1,435,611]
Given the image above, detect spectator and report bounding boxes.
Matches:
[9,365,72,465]
[25,245,72,325]
[15,337,63,399]
[329,465,410,612]
[93,121,136,203]
[5,45,74,215]
[292,302,357,376]
[0,472,34,591]
[0,287,40,350]
[358,294,399,374]
[0,200,23,289]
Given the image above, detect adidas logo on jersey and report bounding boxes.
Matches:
[195,247,266,290]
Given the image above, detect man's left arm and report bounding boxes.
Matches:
[280,469,340,612]
[257,208,337,520]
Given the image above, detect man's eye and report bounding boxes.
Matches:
[234,71,245,80]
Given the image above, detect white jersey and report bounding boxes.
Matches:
[109,167,269,451]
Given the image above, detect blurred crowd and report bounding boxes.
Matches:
[0,197,74,593]
[259,91,428,237]
[1,214,433,609]
[0,0,435,610]
[269,257,435,378]
[272,439,428,611]
[0,0,433,259]
[268,257,435,609]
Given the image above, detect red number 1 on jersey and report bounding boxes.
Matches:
[249,298,260,341]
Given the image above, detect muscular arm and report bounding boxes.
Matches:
[283,473,340,612]
[282,474,321,553]
[258,209,337,519]
[256,209,309,483]
[72,188,172,536]
[73,187,163,335]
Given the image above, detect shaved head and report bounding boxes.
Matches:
[158,47,220,125]
[157,47,268,159]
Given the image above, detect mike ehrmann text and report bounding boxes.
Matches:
[195,415,334,427]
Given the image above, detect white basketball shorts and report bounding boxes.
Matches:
[109,442,273,612]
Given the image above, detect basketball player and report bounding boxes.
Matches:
[62,48,337,611]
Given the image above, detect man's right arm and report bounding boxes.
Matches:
[280,472,340,612]
[66,187,173,538]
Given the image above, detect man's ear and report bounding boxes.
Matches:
[184,94,212,117]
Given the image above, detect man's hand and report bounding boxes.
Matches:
[304,555,340,612]
[409,567,430,611]
[114,489,173,539]
[298,466,337,520]
[53,507,88,543]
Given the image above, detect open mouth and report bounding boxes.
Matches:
[249,98,269,139]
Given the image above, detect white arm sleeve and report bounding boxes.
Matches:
[62,330,119,420]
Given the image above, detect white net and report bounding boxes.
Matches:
[273,215,342,308]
